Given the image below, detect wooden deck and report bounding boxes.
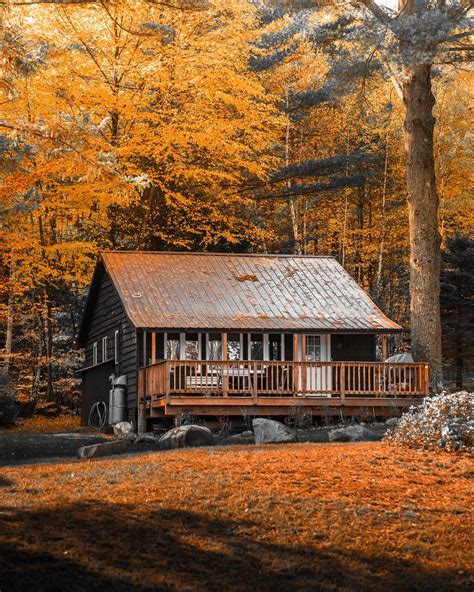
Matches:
[138,360,429,417]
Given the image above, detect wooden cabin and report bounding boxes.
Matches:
[78,252,429,429]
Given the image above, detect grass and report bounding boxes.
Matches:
[0,442,472,591]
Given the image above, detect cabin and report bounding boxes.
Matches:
[78,252,429,430]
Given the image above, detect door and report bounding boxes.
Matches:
[304,335,331,395]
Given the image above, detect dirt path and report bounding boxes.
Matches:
[0,431,109,465]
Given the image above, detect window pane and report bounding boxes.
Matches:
[305,335,321,361]
[227,333,241,360]
[185,333,199,360]
[166,332,180,360]
[208,337,222,360]
[250,334,263,360]
[269,334,281,361]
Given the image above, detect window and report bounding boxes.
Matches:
[249,334,264,360]
[166,332,181,360]
[185,333,200,360]
[207,333,222,360]
[227,333,242,360]
[102,336,108,362]
[92,341,98,366]
[305,335,321,361]
[114,330,119,364]
[269,334,283,361]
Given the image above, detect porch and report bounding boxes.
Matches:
[138,359,429,417]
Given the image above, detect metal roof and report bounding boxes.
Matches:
[93,251,401,333]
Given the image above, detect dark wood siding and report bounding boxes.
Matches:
[331,334,376,362]
[81,272,138,425]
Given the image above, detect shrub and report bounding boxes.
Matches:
[385,391,473,452]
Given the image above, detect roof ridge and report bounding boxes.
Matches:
[101,251,335,259]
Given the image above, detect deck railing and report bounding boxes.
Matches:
[138,360,429,402]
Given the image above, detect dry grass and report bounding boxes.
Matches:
[0,443,472,592]
[2,414,81,434]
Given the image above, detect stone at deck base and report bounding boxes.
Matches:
[113,421,134,439]
[159,425,215,450]
[253,418,297,444]
[77,440,132,459]
[328,425,380,443]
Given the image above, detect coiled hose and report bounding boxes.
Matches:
[88,401,108,428]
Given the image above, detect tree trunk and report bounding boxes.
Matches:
[402,63,442,386]
[2,288,14,376]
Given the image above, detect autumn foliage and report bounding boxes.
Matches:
[0,1,472,404]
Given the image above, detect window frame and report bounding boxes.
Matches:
[92,341,98,366]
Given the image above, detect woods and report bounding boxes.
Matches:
[0,0,472,408]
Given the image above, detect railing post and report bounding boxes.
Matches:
[166,362,171,404]
[340,363,345,405]
[223,361,229,397]
[424,364,429,395]
[253,361,258,403]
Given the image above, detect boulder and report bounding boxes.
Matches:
[159,425,215,450]
[328,425,380,443]
[253,418,297,444]
[77,440,132,460]
[113,421,134,439]
[385,417,400,427]
[241,430,253,437]
[134,433,159,444]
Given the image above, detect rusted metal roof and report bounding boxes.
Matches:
[93,251,401,333]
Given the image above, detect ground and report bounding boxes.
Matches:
[0,416,110,464]
[0,442,472,592]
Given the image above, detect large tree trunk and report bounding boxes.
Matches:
[402,63,442,387]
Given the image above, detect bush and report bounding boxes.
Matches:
[385,391,473,452]
[0,374,19,428]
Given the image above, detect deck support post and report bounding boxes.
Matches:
[137,407,146,435]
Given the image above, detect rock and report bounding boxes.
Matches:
[77,440,132,460]
[253,418,297,444]
[328,425,381,443]
[134,433,159,444]
[113,421,134,439]
[226,432,255,445]
[159,425,214,450]
[241,430,253,437]
[386,417,399,427]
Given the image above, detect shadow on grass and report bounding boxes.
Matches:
[0,501,468,592]
[0,475,14,487]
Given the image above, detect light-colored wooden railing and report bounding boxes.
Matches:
[138,360,429,402]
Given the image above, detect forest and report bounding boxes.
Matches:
[0,0,472,410]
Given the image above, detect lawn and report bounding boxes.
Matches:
[0,442,472,592]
